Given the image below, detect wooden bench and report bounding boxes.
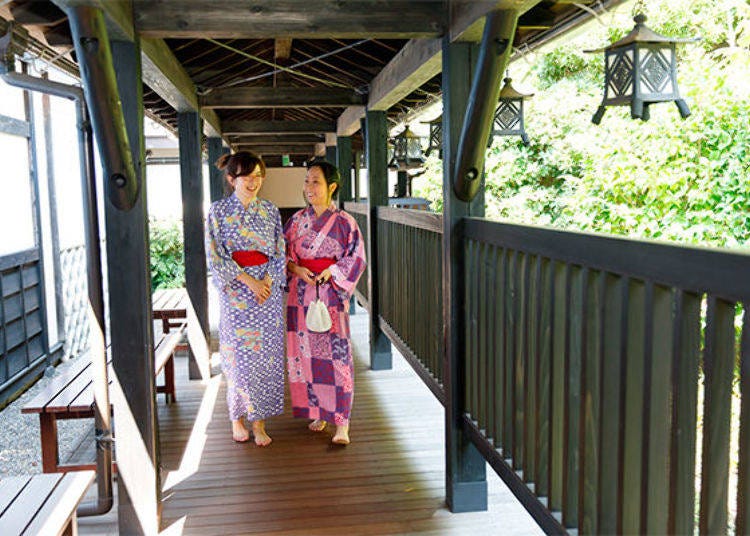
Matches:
[0,471,94,535]
[21,324,186,473]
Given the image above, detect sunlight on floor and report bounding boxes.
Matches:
[161,372,222,492]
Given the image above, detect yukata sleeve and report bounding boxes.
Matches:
[205,204,242,289]
[283,213,300,264]
[329,214,367,298]
[268,205,286,286]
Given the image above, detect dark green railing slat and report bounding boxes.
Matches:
[563,266,583,529]
[700,297,736,535]
[668,291,701,535]
[737,309,749,536]
[535,258,553,499]
[477,242,489,433]
[485,245,498,446]
[515,253,528,470]
[643,285,672,534]
[550,261,567,513]
[597,274,626,533]
[525,255,540,485]
[621,280,645,535]
[581,270,602,535]
[505,251,518,464]
[494,249,508,453]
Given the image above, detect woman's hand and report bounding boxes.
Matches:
[238,272,272,304]
[315,268,332,285]
[288,261,316,286]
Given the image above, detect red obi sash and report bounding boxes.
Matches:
[232,250,269,267]
[298,257,336,274]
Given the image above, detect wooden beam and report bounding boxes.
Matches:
[222,120,334,135]
[132,0,444,39]
[274,38,293,60]
[232,143,316,155]
[450,1,542,42]
[364,2,542,114]
[368,38,442,111]
[51,0,222,138]
[140,38,222,137]
[201,87,365,109]
[336,106,365,137]
[229,134,324,144]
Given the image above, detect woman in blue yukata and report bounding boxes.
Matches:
[285,161,366,445]
[205,152,286,446]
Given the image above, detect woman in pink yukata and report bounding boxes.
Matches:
[285,161,366,445]
[206,152,286,447]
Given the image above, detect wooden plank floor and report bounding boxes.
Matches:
[80,309,542,535]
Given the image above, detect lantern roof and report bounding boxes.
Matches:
[585,14,698,54]
[498,77,534,100]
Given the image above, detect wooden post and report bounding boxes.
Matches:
[365,110,392,370]
[179,111,210,380]
[336,135,355,313]
[396,170,408,198]
[442,39,487,512]
[354,150,362,202]
[336,135,353,207]
[207,136,228,202]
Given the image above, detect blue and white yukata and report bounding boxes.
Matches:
[206,194,286,422]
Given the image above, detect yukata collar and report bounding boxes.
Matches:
[306,202,338,220]
[231,192,261,212]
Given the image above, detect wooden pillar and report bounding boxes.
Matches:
[336,135,353,207]
[207,136,228,202]
[365,110,392,370]
[40,79,65,354]
[353,150,362,202]
[336,136,355,312]
[396,170,408,198]
[179,111,210,380]
[109,39,159,534]
[442,39,487,512]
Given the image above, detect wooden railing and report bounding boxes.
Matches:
[462,218,749,535]
[344,201,369,307]
[375,207,444,399]
[365,205,749,534]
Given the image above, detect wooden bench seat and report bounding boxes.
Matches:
[22,324,186,473]
[0,471,94,536]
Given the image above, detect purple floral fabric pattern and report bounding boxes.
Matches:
[206,194,285,421]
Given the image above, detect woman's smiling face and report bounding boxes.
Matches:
[304,166,335,207]
[232,164,264,201]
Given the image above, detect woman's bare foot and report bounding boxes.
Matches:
[308,419,327,432]
[232,420,250,443]
[252,420,272,447]
[332,424,350,445]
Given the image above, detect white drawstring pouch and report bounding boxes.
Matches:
[306,281,332,332]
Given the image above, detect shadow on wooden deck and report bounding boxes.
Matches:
[79,308,542,535]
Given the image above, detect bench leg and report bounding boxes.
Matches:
[164,354,176,403]
[39,413,60,473]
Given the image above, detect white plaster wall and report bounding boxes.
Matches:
[260,167,307,208]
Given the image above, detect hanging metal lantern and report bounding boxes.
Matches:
[490,76,533,146]
[389,126,426,171]
[587,14,697,124]
[424,115,443,159]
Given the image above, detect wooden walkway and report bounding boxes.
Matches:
[79,310,542,535]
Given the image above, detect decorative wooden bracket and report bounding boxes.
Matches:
[65,5,139,211]
[453,10,519,202]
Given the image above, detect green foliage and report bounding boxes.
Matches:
[417,0,750,251]
[149,219,185,291]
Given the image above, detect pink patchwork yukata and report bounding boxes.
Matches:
[206,194,286,422]
[284,203,366,426]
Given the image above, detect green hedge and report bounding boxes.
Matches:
[149,219,185,291]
